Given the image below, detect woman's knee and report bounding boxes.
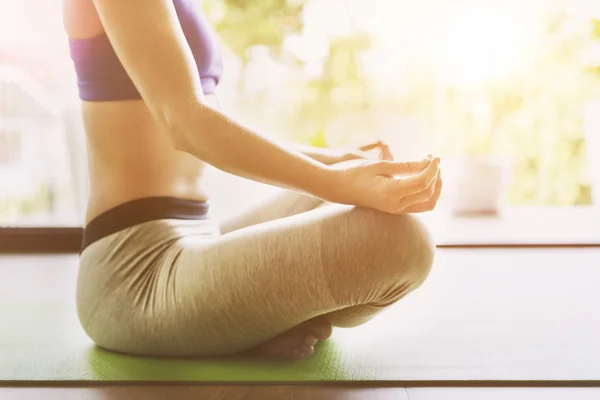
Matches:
[398,213,436,287]
[331,207,436,287]
[377,210,434,282]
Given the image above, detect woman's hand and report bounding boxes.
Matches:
[327,155,443,214]
[335,140,395,164]
[293,140,394,165]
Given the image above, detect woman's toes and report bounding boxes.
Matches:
[313,321,333,340]
[304,333,318,346]
[291,348,303,358]
[300,344,314,356]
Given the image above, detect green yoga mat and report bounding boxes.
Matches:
[1,249,600,383]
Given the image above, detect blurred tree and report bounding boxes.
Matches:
[294,33,373,145]
[201,0,599,206]
[430,10,598,205]
[204,0,374,146]
[592,18,600,38]
[204,0,305,62]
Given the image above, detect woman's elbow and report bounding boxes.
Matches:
[151,98,205,152]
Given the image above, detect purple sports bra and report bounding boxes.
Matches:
[68,0,223,101]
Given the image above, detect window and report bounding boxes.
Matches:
[207,0,600,244]
[0,0,82,227]
[1,0,598,246]
[0,129,21,163]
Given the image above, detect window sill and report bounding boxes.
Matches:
[1,206,599,253]
[421,206,600,247]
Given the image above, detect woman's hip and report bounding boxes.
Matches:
[77,217,220,352]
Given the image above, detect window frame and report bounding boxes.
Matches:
[0,227,82,253]
[2,217,599,254]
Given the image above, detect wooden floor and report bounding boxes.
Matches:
[2,386,600,399]
[2,250,600,399]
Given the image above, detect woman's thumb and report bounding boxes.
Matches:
[374,157,431,177]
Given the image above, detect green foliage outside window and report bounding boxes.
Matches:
[205,0,600,205]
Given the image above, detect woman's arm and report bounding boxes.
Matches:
[91,0,443,215]
[288,141,394,165]
[287,143,354,165]
[91,0,337,199]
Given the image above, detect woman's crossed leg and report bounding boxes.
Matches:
[172,189,435,358]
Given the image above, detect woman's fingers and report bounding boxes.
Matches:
[359,141,384,152]
[370,158,438,214]
[358,142,379,152]
[379,143,394,161]
[395,157,440,195]
[395,171,438,211]
[402,171,443,213]
[359,140,394,161]
[373,156,432,177]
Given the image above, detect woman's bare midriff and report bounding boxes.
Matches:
[63,0,217,225]
[82,96,219,225]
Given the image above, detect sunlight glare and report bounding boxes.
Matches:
[0,0,66,54]
[355,0,539,89]
[438,4,533,85]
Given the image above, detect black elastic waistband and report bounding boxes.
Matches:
[81,197,209,252]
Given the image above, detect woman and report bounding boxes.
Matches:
[64,0,442,359]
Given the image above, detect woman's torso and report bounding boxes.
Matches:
[63,0,221,225]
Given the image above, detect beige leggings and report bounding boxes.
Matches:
[78,190,436,357]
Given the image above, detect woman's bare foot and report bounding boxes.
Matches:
[251,316,332,359]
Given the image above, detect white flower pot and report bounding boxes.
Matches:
[444,155,512,216]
